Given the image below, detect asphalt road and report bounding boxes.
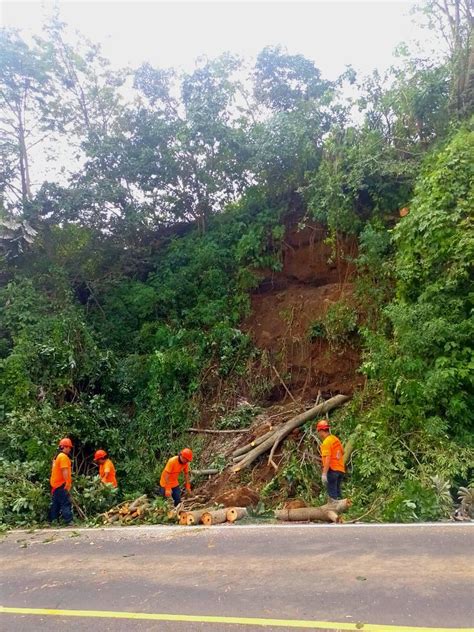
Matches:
[1,523,473,631]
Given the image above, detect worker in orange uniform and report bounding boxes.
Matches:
[93,449,118,487]
[158,448,193,506]
[48,437,74,525]
[316,419,345,500]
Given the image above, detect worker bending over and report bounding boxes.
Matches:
[158,448,193,506]
[49,437,73,525]
[93,449,118,487]
[316,419,345,500]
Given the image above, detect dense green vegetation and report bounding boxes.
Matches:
[0,2,472,526]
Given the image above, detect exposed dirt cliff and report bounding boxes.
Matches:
[192,223,363,504]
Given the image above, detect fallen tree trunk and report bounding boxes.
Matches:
[232,429,275,457]
[275,498,351,523]
[226,507,248,523]
[232,395,350,472]
[201,509,228,526]
[189,427,250,434]
[192,469,219,476]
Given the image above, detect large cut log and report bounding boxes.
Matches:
[184,509,209,525]
[192,469,219,476]
[232,429,275,457]
[275,498,351,523]
[226,507,248,523]
[201,509,228,526]
[232,395,350,472]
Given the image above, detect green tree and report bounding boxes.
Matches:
[0,30,56,205]
[416,0,473,115]
[364,125,474,435]
[253,45,329,112]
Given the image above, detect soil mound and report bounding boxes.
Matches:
[214,487,260,507]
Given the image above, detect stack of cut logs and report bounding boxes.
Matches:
[179,506,248,526]
[101,496,249,526]
[102,494,151,524]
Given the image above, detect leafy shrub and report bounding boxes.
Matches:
[307,302,358,347]
[307,320,325,341]
[0,458,49,526]
[73,475,119,519]
[382,479,444,523]
[324,302,358,347]
[217,404,260,429]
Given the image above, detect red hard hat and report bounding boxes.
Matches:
[180,448,193,462]
[94,449,107,461]
[59,437,73,448]
[316,419,330,431]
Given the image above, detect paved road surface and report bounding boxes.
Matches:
[1,523,473,631]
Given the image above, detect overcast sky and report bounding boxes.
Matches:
[1,1,441,190]
[2,0,437,79]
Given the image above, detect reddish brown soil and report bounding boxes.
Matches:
[243,223,364,400]
[214,487,260,507]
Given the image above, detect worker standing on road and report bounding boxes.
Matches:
[93,449,118,487]
[158,448,192,506]
[48,437,74,525]
[316,419,345,500]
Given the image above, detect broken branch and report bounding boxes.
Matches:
[232,395,350,472]
[232,429,275,457]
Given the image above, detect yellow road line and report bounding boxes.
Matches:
[1,606,472,631]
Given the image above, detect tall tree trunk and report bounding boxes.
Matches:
[17,114,31,202]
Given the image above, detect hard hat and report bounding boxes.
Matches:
[59,437,73,448]
[180,448,193,462]
[316,419,330,431]
[94,449,107,461]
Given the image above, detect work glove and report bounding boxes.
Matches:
[165,489,171,498]
[185,484,191,493]
[321,473,328,485]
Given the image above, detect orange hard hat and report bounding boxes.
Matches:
[316,419,330,431]
[59,437,73,448]
[180,448,193,462]
[94,449,107,461]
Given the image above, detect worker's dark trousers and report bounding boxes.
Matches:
[327,469,344,500]
[48,485,73,524]
[157,485,181,506]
